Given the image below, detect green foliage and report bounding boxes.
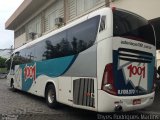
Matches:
[0,57,7,73]
[0,57,7,68]
[0,68,7,73]
[12,56,32,67]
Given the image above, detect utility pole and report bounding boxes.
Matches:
[4,45,14,56]
[9,45,13,55]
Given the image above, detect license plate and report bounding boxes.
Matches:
[133,99,141,105]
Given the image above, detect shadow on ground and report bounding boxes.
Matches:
[5,86,160,120]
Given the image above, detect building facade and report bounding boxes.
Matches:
[110,0,160,20]
[5,0,160,49]
[5,0,108,49]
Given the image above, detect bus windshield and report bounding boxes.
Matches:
[113,9,155,46]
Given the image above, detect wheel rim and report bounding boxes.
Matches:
[48,89,55,103]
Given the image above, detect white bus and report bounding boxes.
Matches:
[7,7,156,112]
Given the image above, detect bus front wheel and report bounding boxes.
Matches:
[10,79,16,92]
[45,84,58,108]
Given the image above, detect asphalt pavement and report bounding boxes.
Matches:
[0,78,159,120]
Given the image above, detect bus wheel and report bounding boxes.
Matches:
[45,84,58,108]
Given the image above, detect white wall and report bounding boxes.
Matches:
[111,0,160,20]
[14,33,26,49]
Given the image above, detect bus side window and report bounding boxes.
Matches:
[99,16,106,32]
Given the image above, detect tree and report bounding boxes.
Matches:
[0,57,7,68]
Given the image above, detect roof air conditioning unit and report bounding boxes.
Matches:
[29,32,37,40]
[55,17,63,26]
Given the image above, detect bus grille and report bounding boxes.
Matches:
[73,78,95,107]
[118,48,153,63]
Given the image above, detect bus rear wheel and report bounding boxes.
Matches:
[45,84,58,108]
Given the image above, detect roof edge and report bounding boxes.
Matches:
[5,0,32,29]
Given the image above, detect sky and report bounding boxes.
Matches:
[0,0,24,49]
[0,0,23,58]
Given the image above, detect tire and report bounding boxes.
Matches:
[10,79,16,92]
[45,84,58,108]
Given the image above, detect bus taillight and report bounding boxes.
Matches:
[101,63,117,95]
[111,7,116,11]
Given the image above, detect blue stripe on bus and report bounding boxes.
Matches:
[36,55,77,77]
[21,55,77,91]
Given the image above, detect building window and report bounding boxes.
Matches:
[44,0,64,32]
[99,16,106,32]
[69,0,105,20]
[46,10,59,31]
[26,16,41,41]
